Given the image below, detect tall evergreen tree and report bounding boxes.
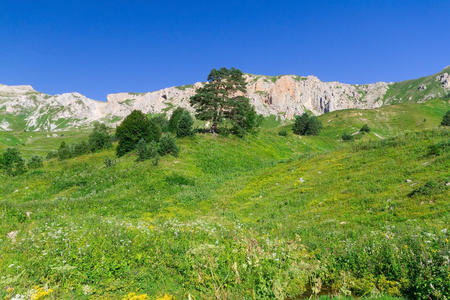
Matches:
[190,67,253,133]
[176,110,194,138]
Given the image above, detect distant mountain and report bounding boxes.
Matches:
[1,67,449,131]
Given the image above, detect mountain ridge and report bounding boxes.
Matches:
[1,67,449,131]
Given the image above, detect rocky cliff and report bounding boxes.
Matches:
[1,67,449,131]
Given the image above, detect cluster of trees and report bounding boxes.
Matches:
[292,113,322,136]
[115,109,186,163]
[48,122,112,160]
[0,148,43,177]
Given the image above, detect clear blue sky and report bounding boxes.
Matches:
[1,0,449,101]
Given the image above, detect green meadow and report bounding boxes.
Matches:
[0,99,449,299]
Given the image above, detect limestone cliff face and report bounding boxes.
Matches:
[102,74,387,121]
[1,69,448,131]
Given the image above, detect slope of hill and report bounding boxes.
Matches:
[1,67,449,132]
[1,101,449,299]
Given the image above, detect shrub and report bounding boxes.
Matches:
[360,124,371,133]
[159,134,179,157]
[427,139,449,156]
[136,139,160,165]
[278,130,288,136]
[46,151,58,160]
[104,156,116,168]
[28,155,43,169]
[1,148,27,176]
[408,180,445,197]
[342,132,354,141]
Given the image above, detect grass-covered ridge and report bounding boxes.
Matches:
[0,100,449,299]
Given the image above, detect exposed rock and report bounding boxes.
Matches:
[436,73,450,89]
[1,68,449,131]
[418,84,426,90]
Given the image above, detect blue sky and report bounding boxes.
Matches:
[1,0,449,101]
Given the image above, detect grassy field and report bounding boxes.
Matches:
[0,100,449,299]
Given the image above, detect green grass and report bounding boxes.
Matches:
[0,103,449,299]
[382,66,450,104]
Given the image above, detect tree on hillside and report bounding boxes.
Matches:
[168,107,187,133]
[441,110,450,126]
[58,141,72,160]
[0,148,26,176]
[89,121,112,151]
[293,113,310,135]
[116,110,161,157]
[292,113,323,136]
[176,110,194,138]
[190,67,256,134]
[304,116,322,136]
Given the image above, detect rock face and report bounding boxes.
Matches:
[1,69,449,131]
[437,73,450,89]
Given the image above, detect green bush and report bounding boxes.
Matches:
[1,147,27,176]
[427,139,449,156]
[28,155,43,169]
[136,139,160,165]
[360,124,371,133]
[342,132,354,141]
[278,130,288,136]
[159,134,179,157]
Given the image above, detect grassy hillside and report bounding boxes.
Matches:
[0,100,449,299]
[382,67,450,104]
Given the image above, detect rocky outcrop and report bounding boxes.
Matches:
[437,73,450,89]
[1,68,449,131]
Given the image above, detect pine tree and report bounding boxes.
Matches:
[176,111,194,138]
[190,67,254,134]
